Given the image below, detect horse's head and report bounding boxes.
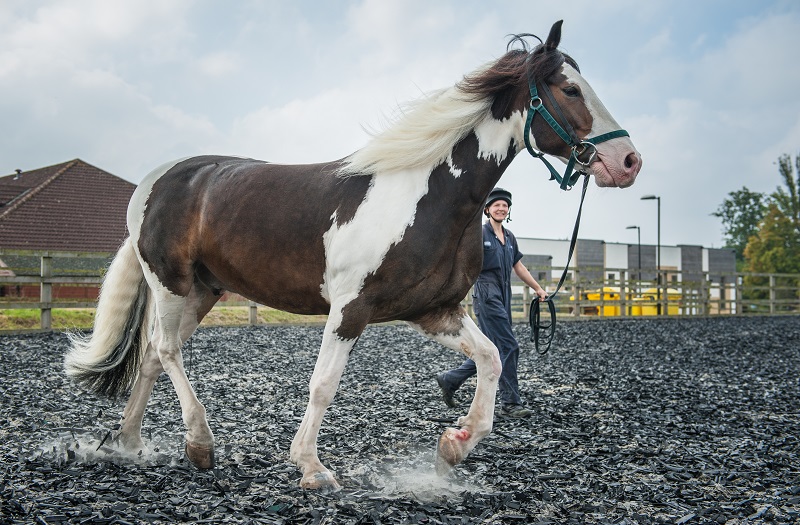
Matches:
[462,21,642,189]
[526,21,641,189]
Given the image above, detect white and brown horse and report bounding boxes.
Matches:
[65,21,641,490]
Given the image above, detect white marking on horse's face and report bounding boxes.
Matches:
[562,64,642,188]
[474,111,525,164]
[562,64,620,137]
[321,167,431,303]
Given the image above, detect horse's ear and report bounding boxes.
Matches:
[544,20,563,50]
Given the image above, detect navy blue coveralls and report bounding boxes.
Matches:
[440,221,525,406]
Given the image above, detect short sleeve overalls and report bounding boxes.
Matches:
[440,221,525,406]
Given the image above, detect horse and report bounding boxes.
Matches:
[65,20,641,491]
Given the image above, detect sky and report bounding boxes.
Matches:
[2,0,799,250]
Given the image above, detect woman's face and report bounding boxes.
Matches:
[486,200,509,222]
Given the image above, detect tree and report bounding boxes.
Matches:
[744,203,800,274]
[743,153,800,274]
[772,154,800,234]
[712,186,767,267]
[741,153,800,311]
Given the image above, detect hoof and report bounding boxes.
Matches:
[436,427,471,475]
[299,471,341,492]
[435,452,454,476]
[185,442,215,469]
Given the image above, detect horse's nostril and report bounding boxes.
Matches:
[624,152,640,172]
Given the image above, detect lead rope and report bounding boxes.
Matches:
[529,173,590,354]
[186,338,193,381]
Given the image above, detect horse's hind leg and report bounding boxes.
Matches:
[176,283,221,467]
[116,279,217,467]
[408,305,501,474]
[116,341,161,452]
[116,281,220,460]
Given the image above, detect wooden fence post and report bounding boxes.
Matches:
[769,275,776,314]
[40,254,52,330]
[735,274,743,314]
[522,285,530,318]
[700,274,708,316]
[249,301,259,325]
[719,276,727,314]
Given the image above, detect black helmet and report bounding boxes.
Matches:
[485,187,512,208]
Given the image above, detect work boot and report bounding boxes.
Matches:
[499,404,533,418]
[436,373,458,408]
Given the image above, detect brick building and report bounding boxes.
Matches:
[0,159,135,299]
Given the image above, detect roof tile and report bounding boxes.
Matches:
[0,159,136,252]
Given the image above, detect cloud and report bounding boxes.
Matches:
[196,51,242,77]
[693,12,800,107]
[2,0,799,250]
[227,86,386,164]
[3,1,192,66]
[347,0,454,49]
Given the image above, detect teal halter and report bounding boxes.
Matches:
[523,74,629,190]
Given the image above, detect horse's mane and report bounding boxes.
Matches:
[339,34,579,177]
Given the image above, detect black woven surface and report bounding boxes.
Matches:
[1,317,799,524]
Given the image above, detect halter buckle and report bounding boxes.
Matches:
[530,96,542,109]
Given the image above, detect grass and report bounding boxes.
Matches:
[201,307,328,327]
[0,306,327,332]
[0,308,96,331]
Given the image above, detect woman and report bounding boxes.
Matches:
[436,187,548,418]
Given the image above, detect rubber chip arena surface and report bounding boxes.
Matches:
[1,316,798,524]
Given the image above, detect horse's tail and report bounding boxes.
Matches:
[65,238,152,399]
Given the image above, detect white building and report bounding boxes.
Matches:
[515,237,736,289]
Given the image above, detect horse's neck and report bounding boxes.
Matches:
[357,111,521,230]
[445,114,522,213]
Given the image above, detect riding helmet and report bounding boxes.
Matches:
[485,187,512,208]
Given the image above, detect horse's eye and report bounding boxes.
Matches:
[562,86,581,98]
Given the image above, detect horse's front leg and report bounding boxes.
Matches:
[290,316,360,491]
[409,307,502,474]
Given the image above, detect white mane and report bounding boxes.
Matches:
[339,84,494,176]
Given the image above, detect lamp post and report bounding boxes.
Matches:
[626,225,641,294]
[640,195,661,314]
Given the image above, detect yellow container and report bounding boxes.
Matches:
[585,286,622,316]
[641,301,659,316]
[636,288,682,315]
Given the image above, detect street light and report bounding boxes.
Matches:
[626,225,641,294]
[640,195,661,314]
